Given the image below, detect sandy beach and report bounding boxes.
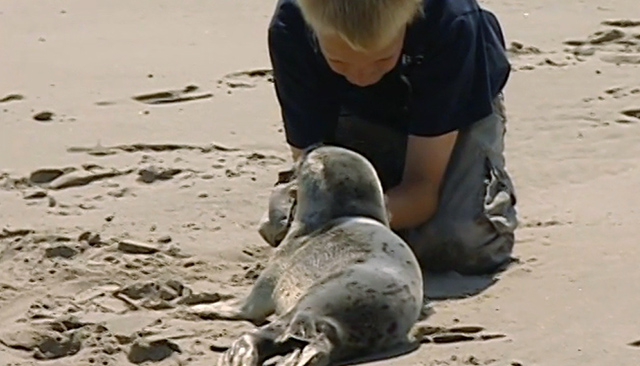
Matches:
[1,0,639,365]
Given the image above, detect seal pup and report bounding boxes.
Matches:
[193,145,424,366]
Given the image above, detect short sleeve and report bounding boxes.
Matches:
[407,13,499,137]
[268,2,340,149]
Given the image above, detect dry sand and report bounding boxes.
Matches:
[1,0,639,365]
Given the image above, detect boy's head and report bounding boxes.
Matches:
[298,0,423,86]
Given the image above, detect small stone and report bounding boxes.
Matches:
[573,46,596,57]
[105,215,114,222]
[157,235,172,244]
[466,356,481,365]
[44,245,79,259]
[78,231,91,241]
[24,190,48,199]
[107,188,131,198]
[177,292,223,306]
[73,284,121,304]
[0,326,47,351]
[198,192,208,198]
[137,166,182,184]
[564,39,585,46]
[48,196,57,207]
[209,343,228,352]
[33,111,54,122]
[79,231,102,246]
[117,240,160,254]
[225,80,255,89]
[127,338,181,363]
[93,296,130,313]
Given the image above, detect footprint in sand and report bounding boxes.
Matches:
[218,68,274,92]
[0,93,25,104]
[33,111,55,122]
[67,142,238,157]
[563,19,640,65]
[128,338,181,364]
[602,19,640,28]
[506,41,573,71]
[507,41,543,56]
[96,85,213,106]
[0,322,83,360]
[137,166,183,184]
[5,163,185,198]
[0,317,132,364]
[411,323,507,345]
[132,84,213,105]
[583,86,640,104]
[27,165,134,190]
[620,108,640,122]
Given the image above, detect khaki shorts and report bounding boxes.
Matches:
[259,95,518,275]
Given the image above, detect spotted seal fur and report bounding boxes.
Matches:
[193,145,424,366]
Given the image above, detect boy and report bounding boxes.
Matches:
[261,0,518,275]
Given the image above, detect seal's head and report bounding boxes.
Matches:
[293,144,388,231]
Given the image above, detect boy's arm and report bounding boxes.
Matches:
[289,145,302,162]
[385,131,457,230]
[290,131,456,231]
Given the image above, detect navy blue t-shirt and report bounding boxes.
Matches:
[268,0,511,149]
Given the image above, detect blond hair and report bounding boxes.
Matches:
[297,0,423,51]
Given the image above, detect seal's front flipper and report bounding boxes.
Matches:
[190,298,248,321]
[259,177,298,247]
[189,269,278,325]
[189,295,274,325]
[189,278,277,325]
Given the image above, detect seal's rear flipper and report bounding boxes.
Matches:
[272,341,332,366]
[264,310,336,366]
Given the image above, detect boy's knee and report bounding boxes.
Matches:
[402,219,515,275]
[453,232,515,275]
